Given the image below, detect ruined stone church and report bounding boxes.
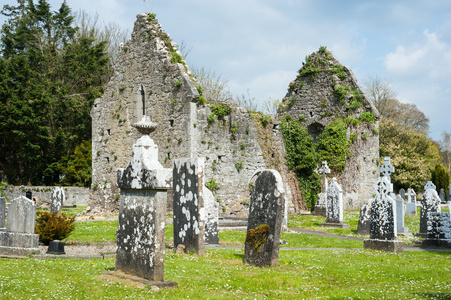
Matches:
[88,13,379,216]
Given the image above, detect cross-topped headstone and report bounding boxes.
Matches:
[319,161,331,193]
[373,176,393,198]
[424,181,436,191]
[406,188,416,203]
[380,156,395,181]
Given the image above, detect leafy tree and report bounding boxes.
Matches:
[431,164,450,195]
[0,0,110,185]
[379,119,439,191]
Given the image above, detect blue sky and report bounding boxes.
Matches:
[1,0,450,141]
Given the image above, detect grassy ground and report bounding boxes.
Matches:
[1,206,450,299]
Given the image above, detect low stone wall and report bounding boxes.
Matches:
[3,186,90,206]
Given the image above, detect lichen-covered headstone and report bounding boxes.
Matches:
[173,157,206,255]
[364,177,403,252]
[314,161,330,216]
[0,196,39,256]
[203,187,219,244]
[244,170,285,267]
[321,178,349,228]
[357,199,372,235]
[419,183,441,235]
[422,212,451,248]
[0,197,5,231]
[115,116,173,284]
[399,188,406,200]
[50,187,65,215]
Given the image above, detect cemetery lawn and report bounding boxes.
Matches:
[1,249,450,299]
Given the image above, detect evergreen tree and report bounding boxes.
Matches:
[0,0,110,185]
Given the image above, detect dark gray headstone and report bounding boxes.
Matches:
[244,170,285,267]
[422,212,451,248]
[204,187,219,244]
[357,200,372,235]
[439,188,446,203]
[0,197,5,230]
[399,188,406,200]
[50,187,65,215]
[173,158,206,255]
[326,178,343,223]
[370,177,396,240]
[448,185,451,202]
[419,189,441,234]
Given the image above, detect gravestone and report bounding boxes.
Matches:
[399,188,406,200]
[0,196,39,256]
[395,196,409,234]
[314,161,330,216]
[204,187,219,244]
[50,187,65,215]
[380,156,394,181]
[0,197,5,231]
[320,178,349,229]
[357,199,372,235]
[406,188,416,203]
[405,188,417,216]
[439,188,446,203]
[173,157,206,255]
[244,170,285,267]
[115,116,175,285]
[364,177,403,253]
[422,212,451,248]
[419,182,441,236]
[448,185,451,202]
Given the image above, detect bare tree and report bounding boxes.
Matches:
[192,67,234,104]
[363,75,397,116]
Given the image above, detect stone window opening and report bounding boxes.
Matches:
[169,120,174,127]
[105,157,110,163]
[140,84,145,116]
[309,111,313,117]
[136,84,146,121]
[307,122,324,143]
[107,129,110,135]
[218,155,223,162]
[167,153,171,160]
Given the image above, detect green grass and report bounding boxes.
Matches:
[61,205,88,217]
[65,220,118,244]
[0,249,450,299]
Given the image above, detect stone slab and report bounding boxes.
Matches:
[244,170,285,267]
[357,200,371,236]
[0,197,5,229]
[405,202,417,216]
[320,223,350,229]
[421,239,451,248]
[0,246,40,257]
[6,196,36,234]
[363,239,404,253]
[0,231,39,248]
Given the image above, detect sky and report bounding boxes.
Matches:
[1,0,450,141]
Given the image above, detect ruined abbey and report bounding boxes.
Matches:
[88,13,379,216]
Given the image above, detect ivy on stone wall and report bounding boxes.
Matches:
[280,116,354,211]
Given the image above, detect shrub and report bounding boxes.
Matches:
[205,178,220,191]
[35,211,76,245]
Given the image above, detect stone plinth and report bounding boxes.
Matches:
[244,170,285,267]
[173,158,206,255]
[115,116,173,284]
[364,239,404,253]
[320,222,350,229]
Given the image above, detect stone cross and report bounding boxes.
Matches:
[319,161,331,193]
[244,170,285,268]
[424,181,436,191]
[380,156,395,181]
[406,188,416,203]
[373,176,393,198]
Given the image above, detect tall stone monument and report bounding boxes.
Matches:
[50,187,65,215]
[321,178,349,228]
[0,197,5,231]
[0,196,40,256]
[244,170,285,267]
[364,177,403,253]
[115,115,174,285]
[314,161,330,216]
[173,157,206,255]
[204,187,219,244]
[419,181,441,236]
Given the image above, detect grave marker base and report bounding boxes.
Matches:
[313,205,326,217]
[102,271,178,288]
[421,239,451,248]
[320,222,350,229]
[364,239,404,253]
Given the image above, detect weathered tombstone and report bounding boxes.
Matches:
[419,182,441,236]
[0,196,40,256]
[406,188,416,203]
[244,170,285,267]
[405,202,417,216]
[363,177,403,253]
[439,188,446,203]
[320,178,349,228]
[25,191,32,200]
[204,187,219,244]
[173,157,206,255]
[448,184,451,202]
[314,161,330,216]
[115,116,175,285]
[422,212,451,248]
[399,188,406,200]
[357,199,372,235]
[0,197,5,231]
[380,156,395,181]
[50,187,65,215]
[395,195,409,234]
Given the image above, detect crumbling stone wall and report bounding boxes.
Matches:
[277,49,380,209]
